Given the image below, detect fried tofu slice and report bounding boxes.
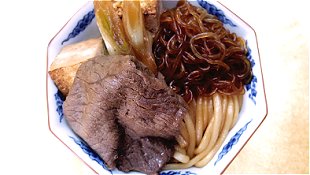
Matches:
[49,38,107,96]
[112,0,162,33]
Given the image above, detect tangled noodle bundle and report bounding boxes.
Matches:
[153,1,252,102]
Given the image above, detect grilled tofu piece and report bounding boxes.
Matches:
[112,0,162,33]
[49,38,107,96]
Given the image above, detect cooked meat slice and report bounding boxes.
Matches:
[63,56,124,169]
[63,55,188,172]
[117,69,188,139]
[117,135,173,174]
[115,56,187,139]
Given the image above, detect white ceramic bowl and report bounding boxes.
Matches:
[46,1,268,174]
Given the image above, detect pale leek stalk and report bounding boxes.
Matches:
[122,0,157,74]
[94,0,132,55]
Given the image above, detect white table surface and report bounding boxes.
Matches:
[0,0,308,174]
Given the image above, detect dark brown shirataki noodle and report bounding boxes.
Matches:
[153,1,252,102]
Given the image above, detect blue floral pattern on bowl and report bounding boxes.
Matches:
[245,42,257,104]
[61,9,95,45]
[55,90,65,123]
[70,136,112,173]
[214,119,252,166]
[197,0,236,27]
[160,171,196,175]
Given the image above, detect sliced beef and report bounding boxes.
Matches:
[117,135,174,174]
[63,55,188,173]
[116,61,187,139]
[63,56,127,168]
